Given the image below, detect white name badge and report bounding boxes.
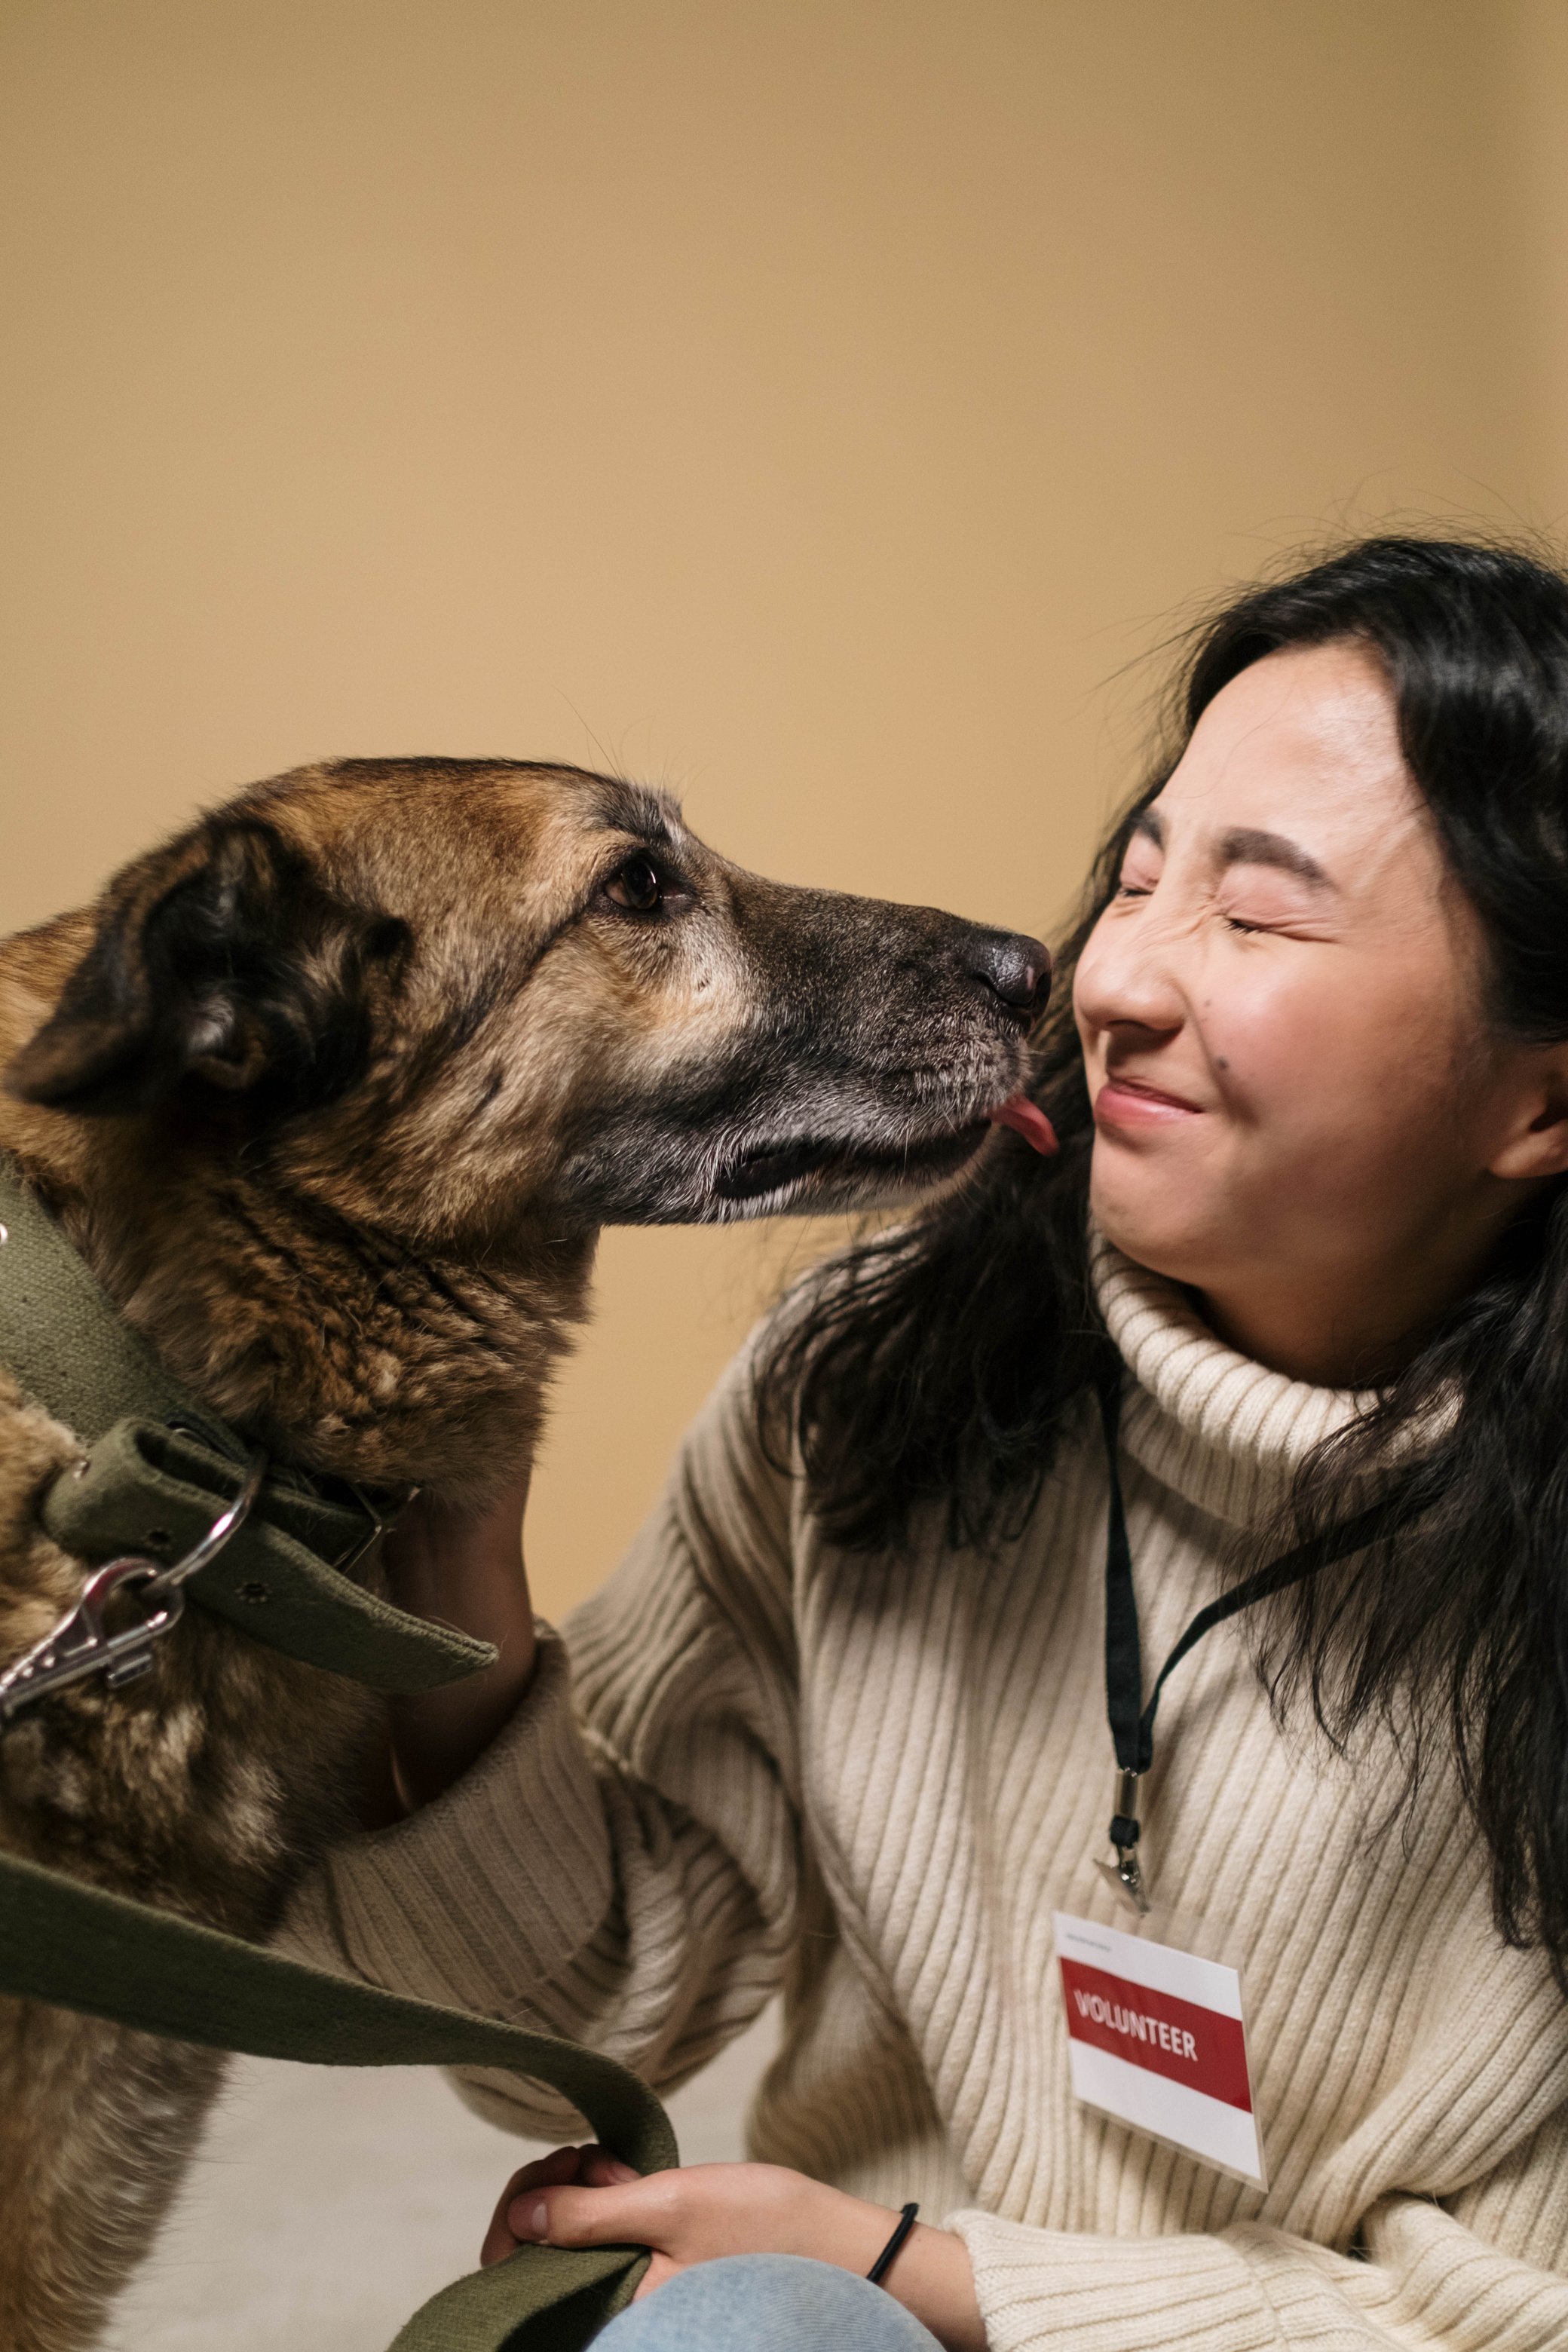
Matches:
[1054,1910,1266,2188]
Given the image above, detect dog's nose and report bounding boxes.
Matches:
[967,928,1052,1015]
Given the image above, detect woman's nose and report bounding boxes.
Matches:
[1074,908,1184,1037]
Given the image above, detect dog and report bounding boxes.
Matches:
[0,755,1048,2350]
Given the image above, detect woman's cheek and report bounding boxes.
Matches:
[1201,948,1377,1117]
[1213,978,1439,1193]
[1202,942,1311,1062]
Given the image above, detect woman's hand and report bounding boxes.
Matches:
[480,2147,985,2351]
[376,1472,537,1813]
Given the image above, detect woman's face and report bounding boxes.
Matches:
[1073,641,1566,1380]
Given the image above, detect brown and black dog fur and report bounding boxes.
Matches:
[0,757,1048,2350]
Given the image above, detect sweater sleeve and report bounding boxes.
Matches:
[951,2115,1568,2351]
[277,1342,802,2137]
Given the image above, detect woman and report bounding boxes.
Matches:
[287,536,1568,2349]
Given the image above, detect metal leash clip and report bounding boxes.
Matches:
[0,1449,266,1726]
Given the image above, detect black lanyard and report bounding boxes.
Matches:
[1098,1378,1404,1908]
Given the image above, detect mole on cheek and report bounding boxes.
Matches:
[1216,1057,1230,1070]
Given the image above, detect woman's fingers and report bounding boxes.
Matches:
[479,2145,585,2267]
[515,2148,590,2190]
[508,2173,673,2249]
[480,2145,645,2266]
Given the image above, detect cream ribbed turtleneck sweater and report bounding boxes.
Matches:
[283,1241,1568,2349]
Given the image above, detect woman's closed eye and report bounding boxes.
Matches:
[1215,863,1336,939]
[1222,893,1279,931]
[1113,847,1162,902]
[1110,868,1296,933]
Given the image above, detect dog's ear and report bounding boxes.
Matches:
[7,816,409,1119]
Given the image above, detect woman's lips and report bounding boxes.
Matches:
[1095,1074,1204,1130]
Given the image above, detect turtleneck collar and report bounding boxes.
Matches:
[1090,1227,1377,1530]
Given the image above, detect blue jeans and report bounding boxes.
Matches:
[594,2254,944,2348]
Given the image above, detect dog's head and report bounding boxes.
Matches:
[7,760,1048,1249]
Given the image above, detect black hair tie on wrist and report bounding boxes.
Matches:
[867,2201,920,2286]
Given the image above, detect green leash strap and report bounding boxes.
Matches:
[0,1156,495,1694]
[0,1846,678,2350]
[0,1156,218,1444]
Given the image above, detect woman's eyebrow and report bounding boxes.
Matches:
[1218,825,1332,887]
[1129,807,1333,888]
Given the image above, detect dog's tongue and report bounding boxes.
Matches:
[989,1095,1059,1156]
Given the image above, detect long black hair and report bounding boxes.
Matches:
[759,534,1568,1977]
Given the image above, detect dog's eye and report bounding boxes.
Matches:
[605,854,666,914]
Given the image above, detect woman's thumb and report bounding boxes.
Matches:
[508,2184,643,2248]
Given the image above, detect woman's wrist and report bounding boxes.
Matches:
[378,1478,537,1811]
[877,2218,986,2350]
[745,2184,982,2347]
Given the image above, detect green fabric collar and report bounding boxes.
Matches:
[0,1153,494,1694]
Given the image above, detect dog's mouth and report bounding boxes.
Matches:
[713,1094,1055,1207]
[714,1124,988,1205]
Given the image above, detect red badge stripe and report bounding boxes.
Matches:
[1058,1958,1252,2112]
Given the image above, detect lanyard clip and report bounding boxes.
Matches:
[1108,1767,1149,1913]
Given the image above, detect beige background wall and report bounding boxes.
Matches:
[3,1,1564,1618]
